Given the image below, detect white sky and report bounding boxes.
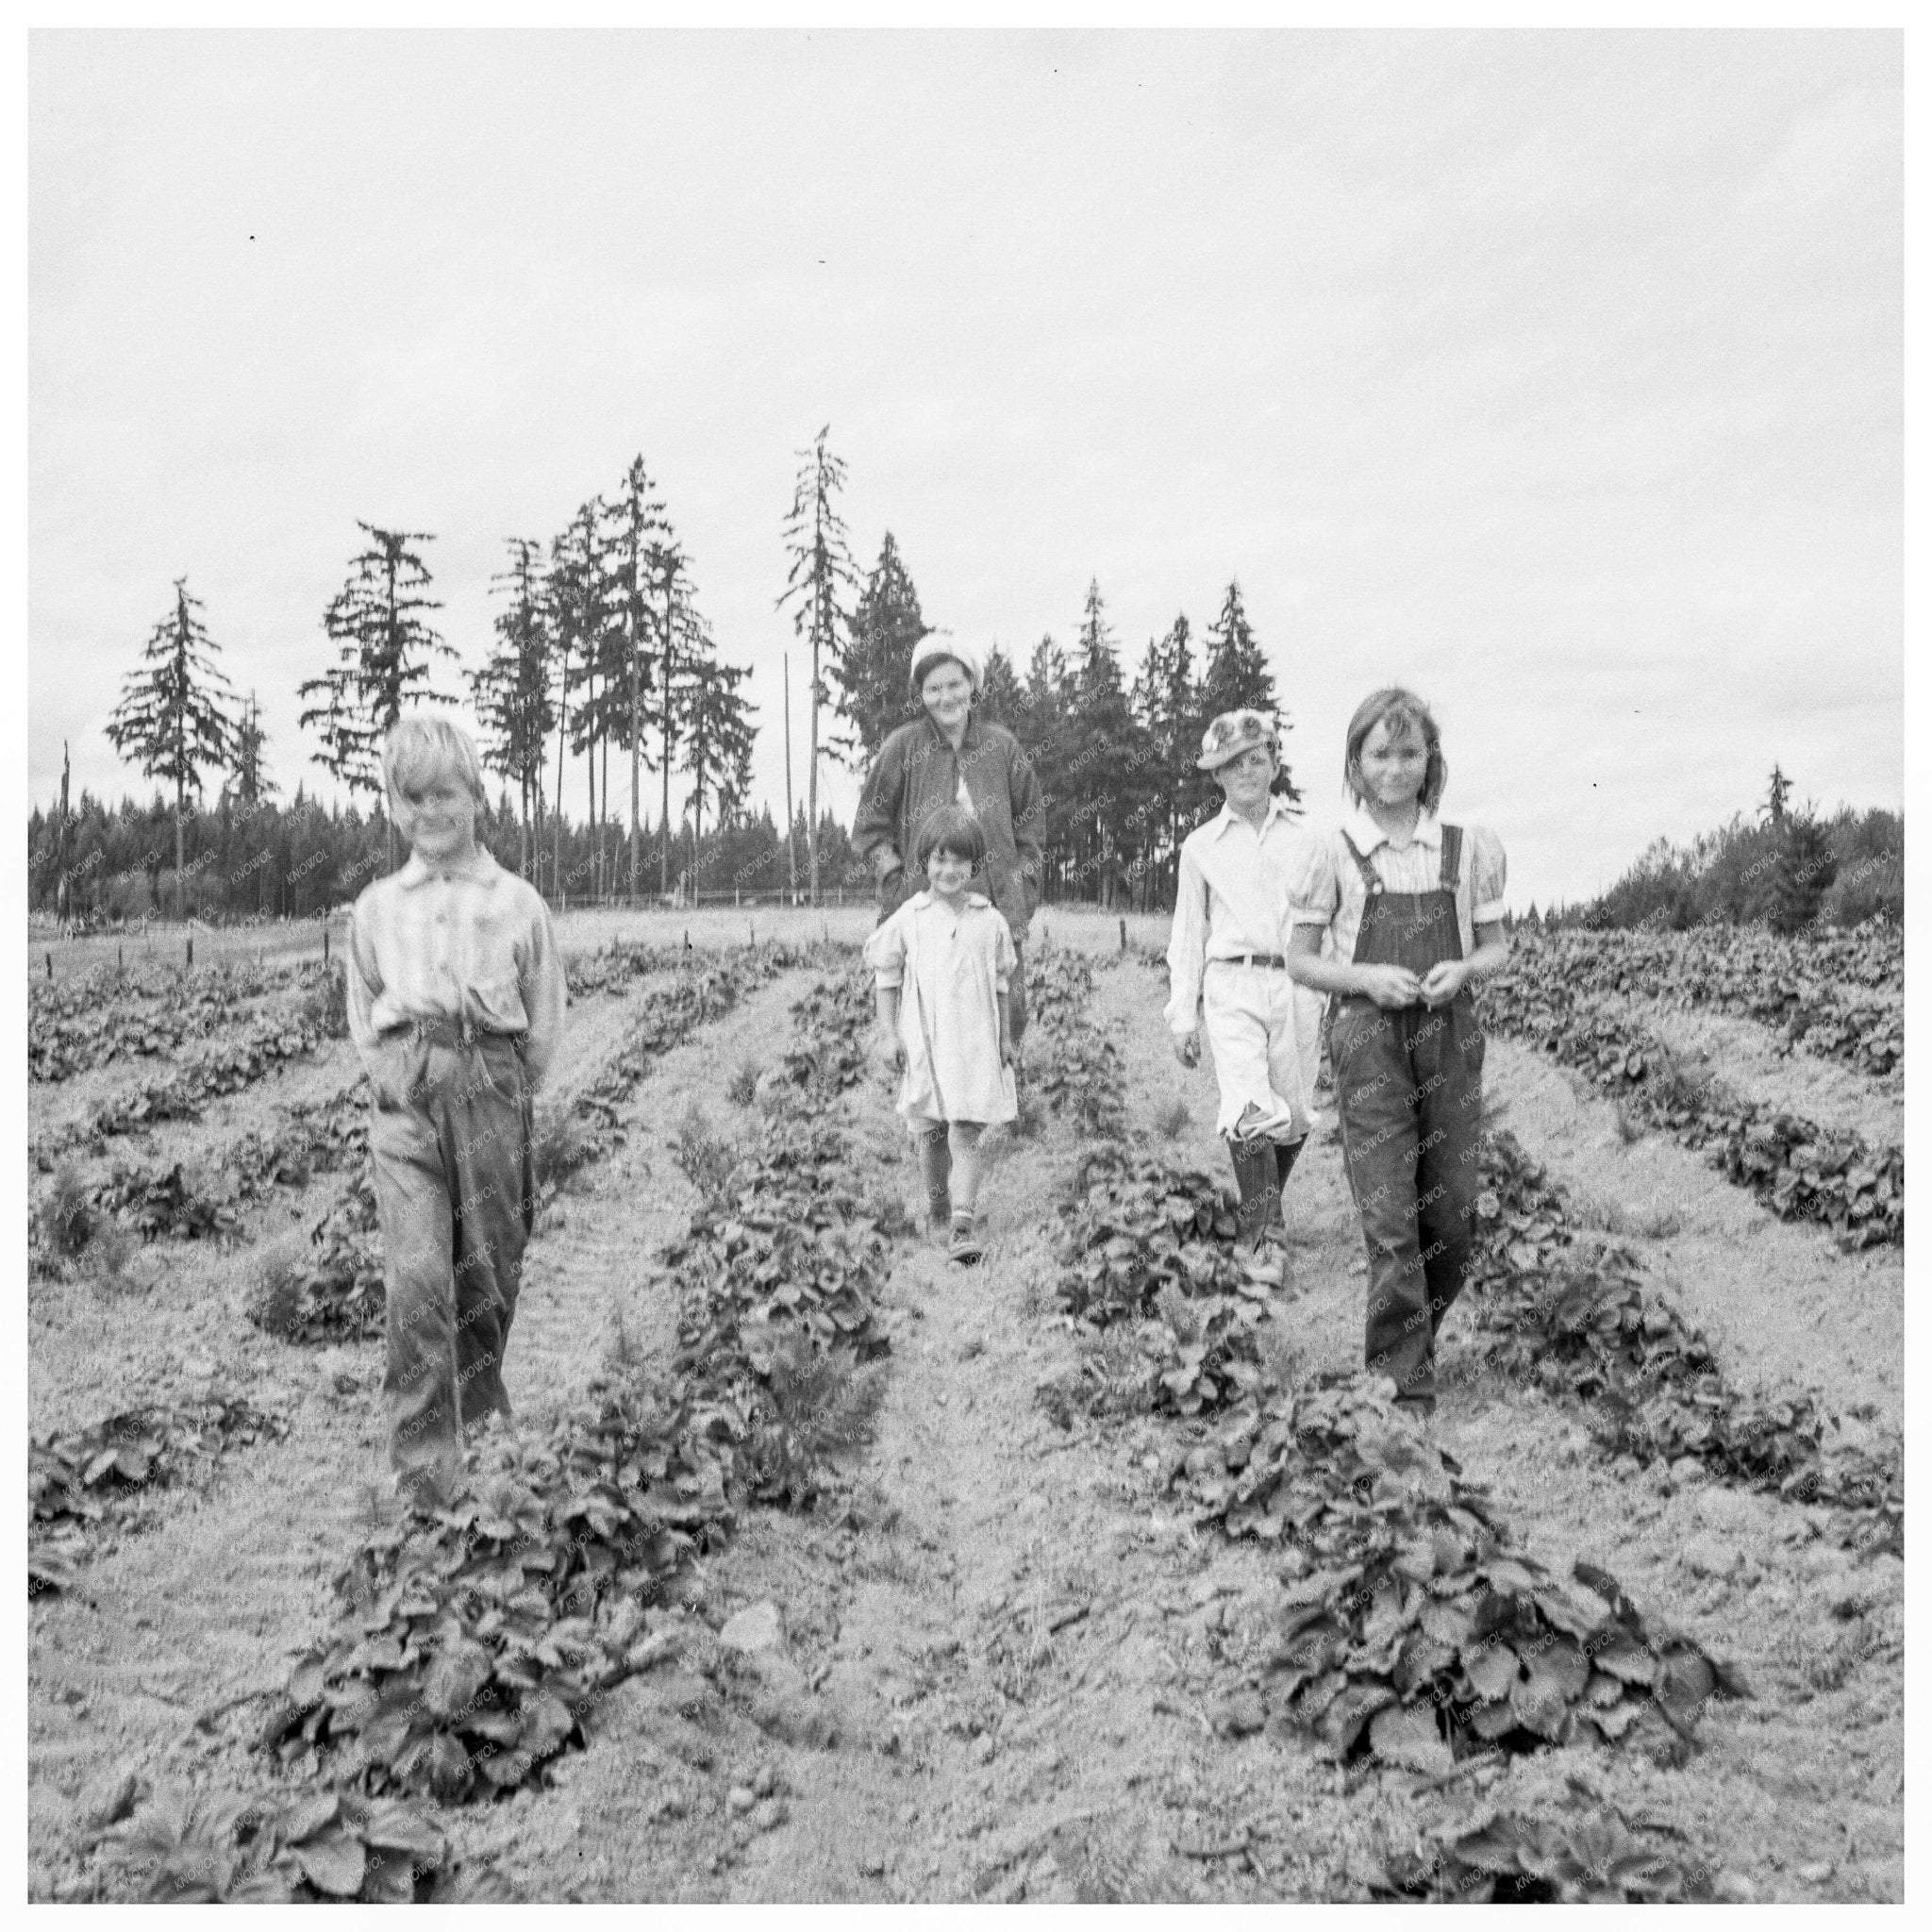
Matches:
[27,28,1902,910]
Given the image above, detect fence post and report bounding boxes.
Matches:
[323,924,330,967]
[117,943,124,975]
[1120,916,1127,954]
[45,952,52,979]
[187,936,193,969]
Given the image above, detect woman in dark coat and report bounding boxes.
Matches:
[852,638,1044,1042]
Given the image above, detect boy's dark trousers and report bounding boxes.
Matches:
[1329,826,1484,1409]
[369,1023,536,1498]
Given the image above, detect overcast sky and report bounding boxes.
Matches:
[28,29,1901,910]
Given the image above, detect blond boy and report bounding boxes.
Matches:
[346,715,567,1505]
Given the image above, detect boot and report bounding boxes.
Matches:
[1267,1137,1305,1241]
[1226,1136,1279,1257]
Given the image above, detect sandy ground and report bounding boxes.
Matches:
[27,945,1903,1903]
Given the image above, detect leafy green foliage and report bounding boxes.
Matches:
[30,1397,289,1595]
[1180,1375,1748,1762]
[1372,1800,1718,1902]
[39,1006,336,1152]
[107,1782,447,1902]
[1482,941,1902,1245]
[1024,948,1128,1140]
[1495,924,1901,1077]
[1052,1146,1280,1418]
[258,1374,729,1802]
[1470,1130,1902,1552]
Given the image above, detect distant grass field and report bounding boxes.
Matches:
[25,901,1176,980]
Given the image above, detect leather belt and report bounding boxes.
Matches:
[392,1017,499,1050]
[1211,953,1290,971]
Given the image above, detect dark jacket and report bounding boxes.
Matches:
[852,714,1043,934]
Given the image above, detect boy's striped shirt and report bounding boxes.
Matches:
[347,846,567,1089]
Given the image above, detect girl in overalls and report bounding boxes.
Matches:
[1284,689,1508,1416]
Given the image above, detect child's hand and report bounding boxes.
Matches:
[1419,959,1467,1007]
[874,1030,905,1077]
[1358,964,1423,1009]
[1174,1028,1202,1068]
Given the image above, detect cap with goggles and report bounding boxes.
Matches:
[1196,709,1278,773]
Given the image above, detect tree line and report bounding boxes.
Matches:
[1526,767,1902,934]
[35,425,1293,920]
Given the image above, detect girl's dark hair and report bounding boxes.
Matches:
[914,804,987,872]
[1343,687,1448,811]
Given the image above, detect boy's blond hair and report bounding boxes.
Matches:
[383,713,486,808]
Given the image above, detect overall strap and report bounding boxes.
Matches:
[1438,824,1462,894]
[1339,832,1383,895]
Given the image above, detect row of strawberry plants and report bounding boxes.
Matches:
[1500,926,1902,1079]
[29,1396,290,1599]
[31,956,340,1082]
[1479,968,1902,1247]
[1466,1130,1902,1554]
[250,960,897,1817]
[1029,955,1743,1899]
[92,950,889,1900]
[33,1005,340,1159]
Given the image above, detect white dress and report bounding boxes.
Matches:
[864,890,1017,1128]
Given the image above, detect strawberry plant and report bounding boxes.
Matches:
[1177,1374,1748,1764]
[30,1396,289,1596]
[105,1782,447,1902]
[1371,1799,1720,1903]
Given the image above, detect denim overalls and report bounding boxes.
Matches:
[1327,824,1486,1409]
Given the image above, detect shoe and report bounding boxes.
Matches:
[948,1210,983,1265]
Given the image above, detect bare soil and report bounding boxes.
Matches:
[26,934,1903,1904]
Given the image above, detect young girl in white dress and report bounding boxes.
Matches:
[864,805,1018,1264]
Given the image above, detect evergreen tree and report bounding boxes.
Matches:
[1018,633,1075,895]
[105,577,238,917]
[1769,807,1838,936]
[607,457,670,898]
[1131,610,1202,899]
[679,642,758,864]
[1763,763,1791,827]
[651,541,701,896]
[978,642,1024,733]
[839,531,929,760]
[227,691,275,808]
[1198,579,1275,721]
[1065,581,1158,908]
[548,501,615,900]
[1198,579,1299,807]
[301,525,453,804]
[552,498,623,897]
[472,537,558,881]
[778,425,858,905]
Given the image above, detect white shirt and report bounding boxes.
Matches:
[1163,795,1320,1037]
[1286,804,1507,964]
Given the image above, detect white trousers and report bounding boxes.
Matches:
[1201,960,1325,1143]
